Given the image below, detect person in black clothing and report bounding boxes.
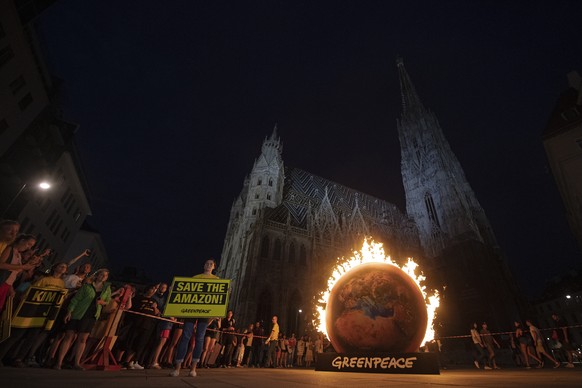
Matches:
[220,310,236,367]
[122,284,160,369]
[251,321,264,367]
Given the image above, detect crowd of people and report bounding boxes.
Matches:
[0,221,328,376]
[469,318,577,370]
[1,219,579,377]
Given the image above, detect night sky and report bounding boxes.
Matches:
[36,1,582,297]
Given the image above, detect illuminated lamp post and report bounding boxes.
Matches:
[1,181,52,219]
[296,309,302,334]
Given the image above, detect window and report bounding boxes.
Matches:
[252,208,257,215]
[288,243,296,263]
[300,245,307,265]
[255,193,259,199]
[18,93,33,111]
[0,46,14,68]
[257,179,262,186]
[60,188,71,203]
[260,236,270,258]
[273,239,282,260]
[9,75,25,95]
[424,192,440,227]
[46,209,57,226]
[268,179,273,187]
[61,227,70,242]
[267,193,271,200]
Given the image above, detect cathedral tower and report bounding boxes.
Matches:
[218,125,284,315]
[396,58,522,334]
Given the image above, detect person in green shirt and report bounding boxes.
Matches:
[54,268,111,370]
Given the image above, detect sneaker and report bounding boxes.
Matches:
[473,361,479,369]
[484,366,492,370]
[494,366,501,370]
[150,363,161,370]
[169,369,180,377]
[566,363,574,368]
[129,361,144,370]
[188,370,197,377]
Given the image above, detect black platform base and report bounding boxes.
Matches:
[315,352,440,374]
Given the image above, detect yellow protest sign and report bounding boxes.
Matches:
[12,286,68,330]
[163,277,230,318]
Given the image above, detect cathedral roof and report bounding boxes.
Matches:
[264,167,411,232]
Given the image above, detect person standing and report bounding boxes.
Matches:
[296,335,305,366]
[480,322,501,370]
[0,234,35,313]
[170,259,219,378]
[241,323,254,366]
[314,334,324,364]
[287,333,296,367]
[470,322,489,369]
[551,313,576,368]
[264,315,279,368]
[55,269,112,370]
[220,310,236,367]
[514,321,542,368]
[0,220,19,255]
[251,321,264,367]
[526,319,560,368]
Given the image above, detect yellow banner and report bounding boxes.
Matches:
[12,286,68,330]
[163,277,230,318]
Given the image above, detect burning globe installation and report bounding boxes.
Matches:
[314,240,441,374]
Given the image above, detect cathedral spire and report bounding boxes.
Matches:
[270,123,279,141]
[396,57,424,115]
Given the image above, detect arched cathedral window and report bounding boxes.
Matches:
[269,178,273,187]
[299,245,307,265]
[273,239,282,260]
[260,236,270,258]
[257,178,262,186]
[267,193,271,200]
[288,242,296,263]
[424,192,440,227]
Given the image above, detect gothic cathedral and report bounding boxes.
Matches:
[217,59,521,338]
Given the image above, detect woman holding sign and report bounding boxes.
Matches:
[170,258,218,378]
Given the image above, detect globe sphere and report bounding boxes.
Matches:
[326,262,427,353]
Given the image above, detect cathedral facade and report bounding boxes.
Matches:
[217,60,521,338]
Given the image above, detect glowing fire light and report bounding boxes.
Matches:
[314,239,440,347]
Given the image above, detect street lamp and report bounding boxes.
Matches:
[296,309,302,334]
[1,181,52,219]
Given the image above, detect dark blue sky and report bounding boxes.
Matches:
[37,1,582,297]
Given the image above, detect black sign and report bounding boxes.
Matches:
[316,352,440,374]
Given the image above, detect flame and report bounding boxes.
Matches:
[314,239,440,347]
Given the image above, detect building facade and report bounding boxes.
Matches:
[1,1,101,267]
[218,60,521,337]
[543,71,582,253]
